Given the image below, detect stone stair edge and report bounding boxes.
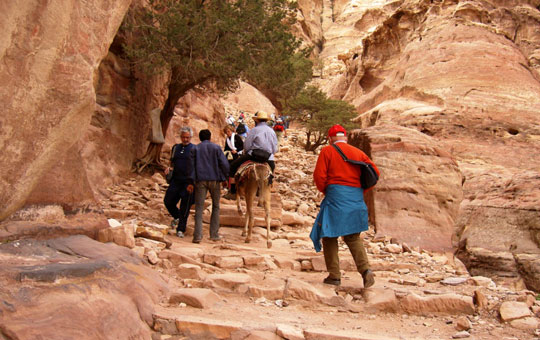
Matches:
[152,310,405,340]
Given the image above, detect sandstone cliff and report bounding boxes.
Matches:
[296,0,540,290]
[1,1,540,336]
[0,1,132,219]
[1,0,539,291]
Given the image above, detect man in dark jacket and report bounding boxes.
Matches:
[192,129,230,243]
[164,126,195,238]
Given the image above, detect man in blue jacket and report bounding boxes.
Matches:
[164,126,195,238]
[192,129,230,243]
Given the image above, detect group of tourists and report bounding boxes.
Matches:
[163,111,380,289]
[164,111,277,243]
[226,113,249,139]
[226,111,288,143]
[163,127,228,243]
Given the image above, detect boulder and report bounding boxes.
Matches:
[285,278,345,307]
[363,288,400,313]
[175,315,243,340]
[304,328,400,340]
[215,256,244,269]
[509,317,539,331]
[204,273,251,293]
[169,288,222,309]
[97,221,135,248]
[0,235,168,339]
[400,293,475,315]
[177,264,205,280]
[455,316,472,331]
[276,324,304,340]
[0,213,109,243]
[499,301,532,322]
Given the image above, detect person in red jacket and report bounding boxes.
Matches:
[310,124,380,288]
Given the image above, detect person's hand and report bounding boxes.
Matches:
[164,167,170,175]
[186,184,194,193]
[232,150,237,154]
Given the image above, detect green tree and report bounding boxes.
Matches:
[122,0,312,172]
[244,47,313,112]
[283,85,357,152]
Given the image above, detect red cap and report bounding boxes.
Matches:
[328,124,347,137]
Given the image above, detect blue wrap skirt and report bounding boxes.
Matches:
[310,184,369,252]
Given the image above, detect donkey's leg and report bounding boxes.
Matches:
[244,187,256,243]
[242,188,250,237]
[242,206,249,238]
[237,186,244,215]
[263,183,272,249]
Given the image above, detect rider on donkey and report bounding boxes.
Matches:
[224,111,278,200]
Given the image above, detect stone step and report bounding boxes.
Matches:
[152,307,404,340]
[158,242,478,315]
[157,259,478,317]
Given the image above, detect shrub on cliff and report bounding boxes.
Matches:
[122,0,312,171]
[283,85,357,152]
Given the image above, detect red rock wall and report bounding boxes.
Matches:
[296,0,540,287]
[0,0,132,219]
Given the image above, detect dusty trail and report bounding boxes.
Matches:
[100,128,539,340]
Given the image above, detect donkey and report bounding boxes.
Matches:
[235,162,273,248]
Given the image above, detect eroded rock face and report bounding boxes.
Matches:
[0,0,132,220]
[223,81,277,118]
[0,212,108,243]
[455,167,540,290]
[164,81,277,152]
[0,235,168,339]
[82,49,160,195]
[296,0,540,287]
[349,125,463,251]
[166,90,227,150]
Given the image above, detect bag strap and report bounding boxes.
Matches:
[331,143,349,161]
[169,144,178,169]
[331,143,370,166]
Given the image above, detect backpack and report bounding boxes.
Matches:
[331,144,379,189]
[236,123,247,134]
[166,144,178,184]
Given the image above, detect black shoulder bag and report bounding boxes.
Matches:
[331,143,379,190]
[250,149,271,163]
[166,144,178,184]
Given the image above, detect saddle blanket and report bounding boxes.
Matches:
[235,161,271,184]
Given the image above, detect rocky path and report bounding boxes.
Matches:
[97,130,540,340]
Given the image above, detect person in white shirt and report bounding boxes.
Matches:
[226,114,236,127]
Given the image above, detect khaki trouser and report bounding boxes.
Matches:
[322,233,369,280]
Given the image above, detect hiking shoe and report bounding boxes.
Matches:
[192,238,201,244]
[170,218,179,228]
[210,236,223,242]
[323,276,341,286]
[362,269,375,288]
[223,192,236,200]
[176,231,184,238]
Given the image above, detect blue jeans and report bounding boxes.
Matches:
[194,181,222,240]
[164,180,194,233]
